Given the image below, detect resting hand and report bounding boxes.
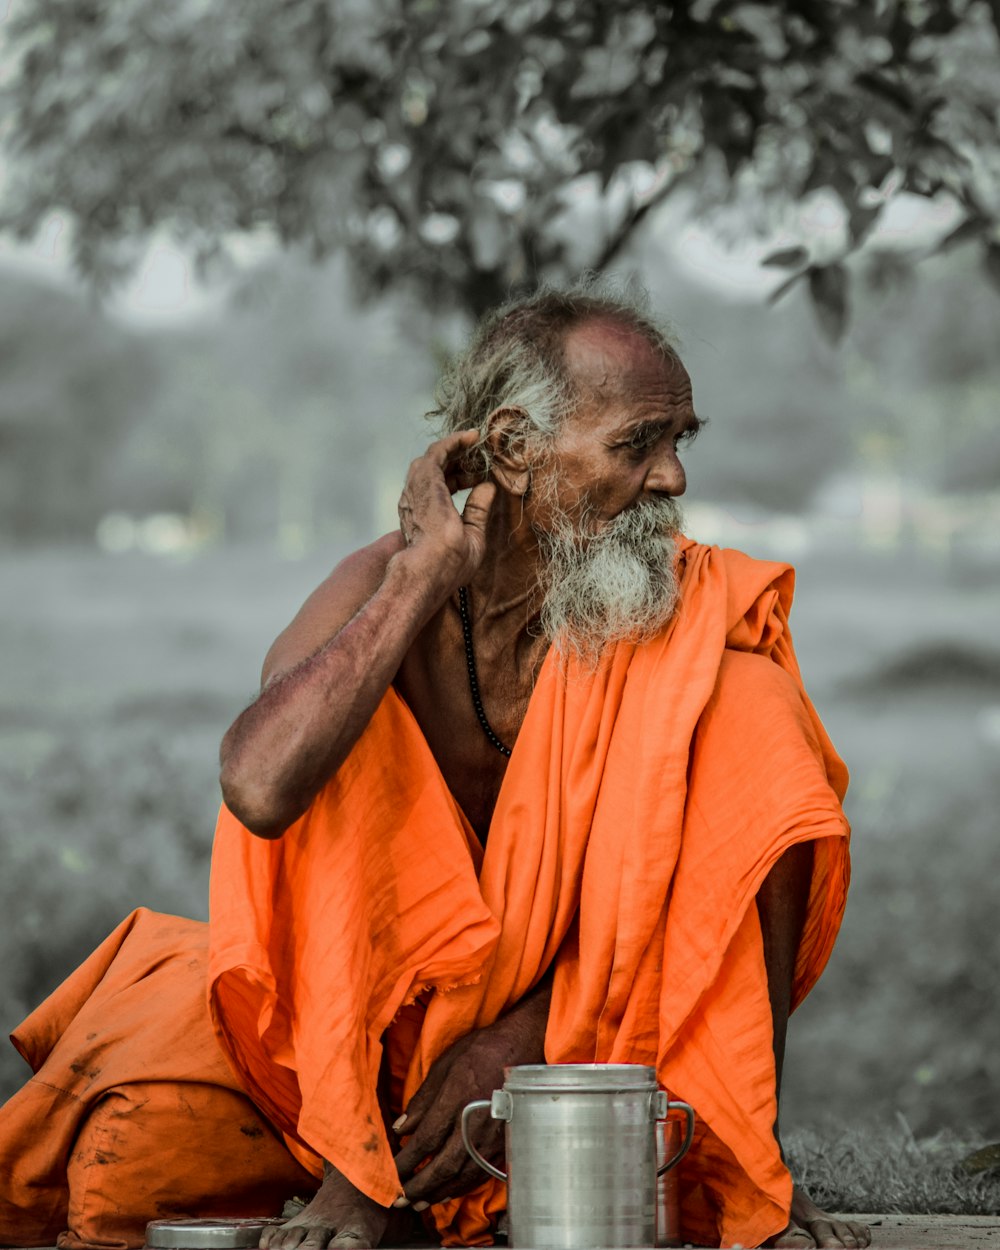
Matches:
[392,989,549,1208]
[396,429,497,598]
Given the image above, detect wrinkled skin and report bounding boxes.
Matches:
[393,986,549,1208]
[259,1163,389,1250]
[259,987,548,1249]
[770,1188,872,1248]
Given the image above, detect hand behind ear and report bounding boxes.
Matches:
[396,430,497,591]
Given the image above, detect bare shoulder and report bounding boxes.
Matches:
[261,531,403,685]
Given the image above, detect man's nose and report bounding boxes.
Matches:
[645,446,686,497]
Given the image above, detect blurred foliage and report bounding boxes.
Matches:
[785,736,1000,1138]
[640,237,1000,510]
[0,272,155,540]
[3,0,1000,329]
[0,729,215,1037]
[2,238,1000,542]
[117,259,435,545]
[0,259,433,543]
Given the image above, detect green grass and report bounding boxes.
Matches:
[1,539,999,1219]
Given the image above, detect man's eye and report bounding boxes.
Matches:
[627,428,661,452]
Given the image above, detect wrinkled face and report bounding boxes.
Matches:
[524,319,702,661]
[527,318,699,536]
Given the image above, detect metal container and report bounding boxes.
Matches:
[655,1115,685,1248]
[144,1218,285,1248]
[461,1063,694,1249]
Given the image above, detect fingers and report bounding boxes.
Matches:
[393,1112,450,1180]
[396,1101,503,1208]
[399,1122,503,1206]
[397,431,492,572]
[427,427,480,463]
[392,1038,467,1141]
[429,432,490,493]
[461,481,498,538]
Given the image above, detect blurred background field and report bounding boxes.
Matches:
[1,238,999,1165]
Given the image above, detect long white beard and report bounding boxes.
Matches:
[534,493,684,663]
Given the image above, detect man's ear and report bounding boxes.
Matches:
[486,407,533,497]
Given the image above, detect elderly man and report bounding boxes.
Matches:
[210,288,867,1250]
[0,288,867,1250]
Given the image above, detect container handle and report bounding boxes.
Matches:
[654,1097,695,1177]
[461,1097,508,1183]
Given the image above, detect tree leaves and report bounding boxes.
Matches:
[985,242,1000,295]
[769,259,850,344]
[809,263,850,344]
[1,0,999,328]
[762,246,810,269]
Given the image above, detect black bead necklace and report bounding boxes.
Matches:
[457,586,512,758]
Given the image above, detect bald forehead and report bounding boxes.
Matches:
[561,317,683,397]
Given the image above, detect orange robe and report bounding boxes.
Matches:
[0,910,315,1249]
[207,540,851,1249]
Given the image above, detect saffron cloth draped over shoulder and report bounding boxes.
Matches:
[208,539,851,1250]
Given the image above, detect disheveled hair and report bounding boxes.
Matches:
[427,277,681,476]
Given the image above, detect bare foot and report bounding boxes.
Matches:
[767,1185,872,1248]
[260,1164,390,1249]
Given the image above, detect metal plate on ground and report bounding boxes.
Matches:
[145,1217,284,1248]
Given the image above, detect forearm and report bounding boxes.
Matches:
[510,969,553,1024]
[494,969,553,1057]
[220,551,449,837]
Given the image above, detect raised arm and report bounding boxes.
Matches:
[219,430,495,838]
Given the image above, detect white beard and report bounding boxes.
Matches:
[534,492,684,664]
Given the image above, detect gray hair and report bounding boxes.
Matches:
[427,279,681,476]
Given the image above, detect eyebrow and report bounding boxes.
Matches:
[616,412,706,439]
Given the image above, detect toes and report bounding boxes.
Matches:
[262,1225,334,1250]
[770,1227,816,1248]
[828,1221,860,1249]
[328,1232,370,1248]
[810,1220,842,1248]
[808,1218,863,1248]
[263,1230,305,1250]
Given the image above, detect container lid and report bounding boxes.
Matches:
[503,1062,657,1092]
[145,1218,284,1248]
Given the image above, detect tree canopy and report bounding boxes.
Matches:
[3,0,1000,329]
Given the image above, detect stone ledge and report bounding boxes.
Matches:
[9,1218,1000,1250]
[834,1213,1000,1249]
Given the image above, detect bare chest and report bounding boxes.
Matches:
[395,622,544,844]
